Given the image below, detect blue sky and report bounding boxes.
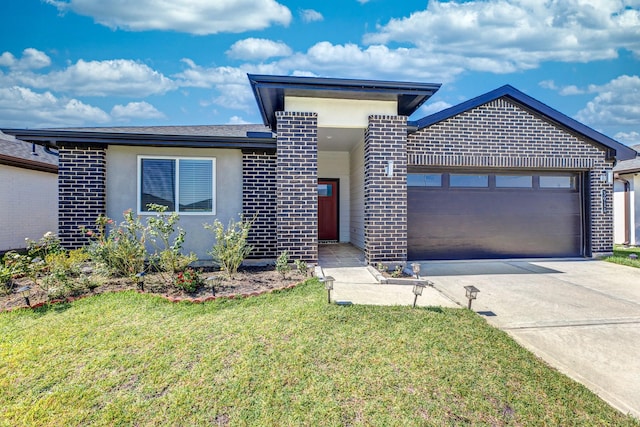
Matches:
[1,0,638,145]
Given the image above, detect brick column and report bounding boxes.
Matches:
[590,161,615,256]
[364,115,407,264]
[242,150,277,258]
[58,143,106,249]
[276,112,318,263]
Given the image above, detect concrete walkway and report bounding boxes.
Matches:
[318,247,640,418]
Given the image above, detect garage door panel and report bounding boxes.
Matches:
[408,171,583,260]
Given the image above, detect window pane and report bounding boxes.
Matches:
[318,184,332,197]
[496,175,533,188]
[540,175,574,189]
[179,159,213,212]
[450,174,488,187]
[141,159,175,211]
[407,173,442,187]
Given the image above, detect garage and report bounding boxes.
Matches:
[407,170,585,260]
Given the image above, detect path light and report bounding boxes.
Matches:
[412,282,427,308]
[322,276,335,304]
[135,272,145,292]
[411,263,421,278]
[205,275,220,296]
[16,285,31,307]
[464,285,480,310]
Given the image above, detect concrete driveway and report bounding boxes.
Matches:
[422,259,640,418]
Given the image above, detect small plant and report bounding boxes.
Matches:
[391,265,403,278]
[174,268,201,293]
[294,259,308,277]
[146,204,197,274]
[204,216,254,279]
[276,251,291,279]
[26,231,63,260]
[376,262,388,273]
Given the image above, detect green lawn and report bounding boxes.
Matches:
[606,245,640,269]
[1,281,637,426]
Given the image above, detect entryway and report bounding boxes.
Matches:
[318,179,339,242]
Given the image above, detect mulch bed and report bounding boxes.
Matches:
[1,265,309,312]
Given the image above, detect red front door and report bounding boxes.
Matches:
[318,179,338,241]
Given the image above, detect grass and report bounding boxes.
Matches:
[1,281,638,426]
[605,245,640,269]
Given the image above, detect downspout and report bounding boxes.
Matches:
[615,174,631,245]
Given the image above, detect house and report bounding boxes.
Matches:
[2,75,636,263]
[0,131,58,253]
[613,145,640,246]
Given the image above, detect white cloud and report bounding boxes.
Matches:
[300,9,323,23]
[45,0,292,35]
[614,131,640,145]
[111,101,165,120]
[227,116,250,125]
[415,100,453,117]
[0,48,51,70]
[0,86,110,128]
[2,58,175,97]
[576,75,640,126]
[363,1,640,73]
[226,38,292,60]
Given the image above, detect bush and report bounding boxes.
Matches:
[294,259,308,277]
[276,251,291,279]
[174,268,201,293]
[146,204,197,274]
[204,216,253,279]
[26,232,63,260]
[45,248,89,277]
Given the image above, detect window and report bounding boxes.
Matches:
[407,173,442,187]
[138,156,215,214]
[318,184,332,197]
[539,175,575,189]
[496,175,533,188]
[450,174,488,188]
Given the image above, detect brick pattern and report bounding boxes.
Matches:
[58,144,106,249]
[364,115,408,264]
[407,98,614,256]
[242,150,277,258]
[276,112,318,262]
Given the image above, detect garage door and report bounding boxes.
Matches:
[407,171,584,260]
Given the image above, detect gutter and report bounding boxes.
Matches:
[614,174,631,245]
[0,154,58,174]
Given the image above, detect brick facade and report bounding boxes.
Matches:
[242,150,277,258]
[58,143,107,249]
[275,112,318,262]
[407,98,614,256]
[364,115,408,264]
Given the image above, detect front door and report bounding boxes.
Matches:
[318,179,339,241]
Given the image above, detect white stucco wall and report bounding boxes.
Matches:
[318,151,350,242]
[349,142,365,249]
[0,165,58,251]
[614,174,639,246]
[106,146,243,260]
[285,96,397,128]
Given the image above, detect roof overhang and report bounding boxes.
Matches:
[248,74,441,131]
[1,129,276,150]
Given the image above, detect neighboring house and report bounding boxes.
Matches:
[613,144,640,246]
[0,131,58,253]
[3,75,636,263]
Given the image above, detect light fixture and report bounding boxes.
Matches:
[411,263,421,278]
[322,276,335,304]
[385,160,394,177]
[601,170,613,184]
[135,272,145,292]
[16,285,31,307]
[205,275,220,296]
[412,282,427,308]
[464,285,480,309]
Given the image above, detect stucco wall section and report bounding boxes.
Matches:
[0,165,58,251]
[408,97,614,256]
[349,142,365,250]
[106,145,243,260]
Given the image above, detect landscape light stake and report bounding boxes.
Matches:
[323,276,335,304]
[412,282,426,308]
[411,263,421,279]
[16,285,31,307]
[464,285,480,310]
[205,275,219,296]
[135,272,145,292]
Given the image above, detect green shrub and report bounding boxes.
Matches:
[204,216,253,279]
[45,248,89,276]
[294,259,308,277]
[174,268,201,293]
[26,231,63,260]
[276,251,291,279]
[146,204,197,273]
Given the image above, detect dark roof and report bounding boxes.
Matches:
[409,85,637,162]
[248,74,441,131]
[614,144,640,173]
[0,131,58,173]
[1,124,276,150]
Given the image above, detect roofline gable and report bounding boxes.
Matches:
[409,85,636,161]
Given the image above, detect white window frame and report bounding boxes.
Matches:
[137,155,216,215]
